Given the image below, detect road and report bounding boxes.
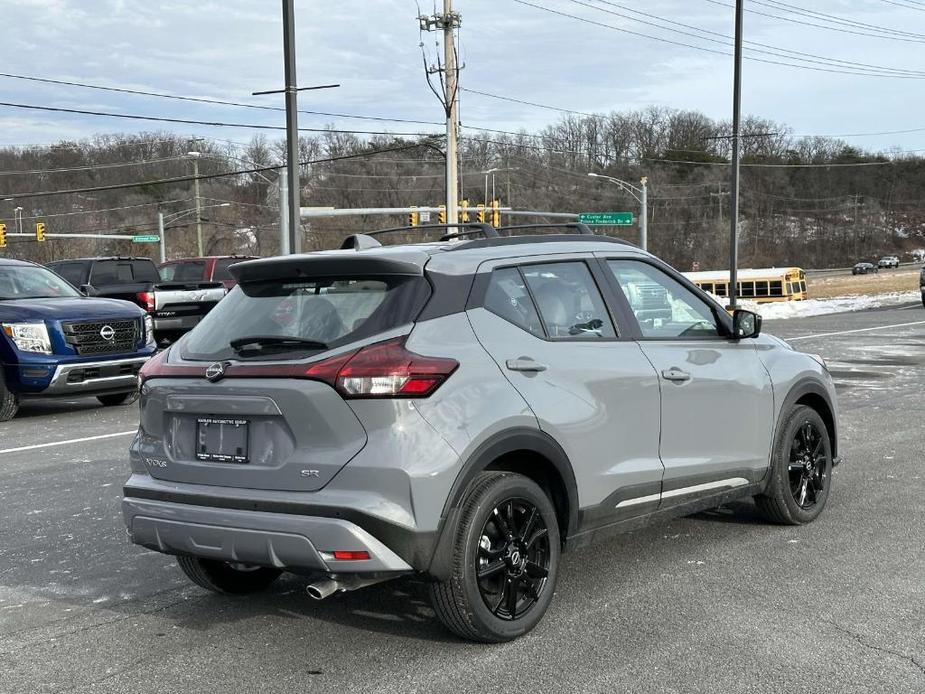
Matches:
[2,304,924,693]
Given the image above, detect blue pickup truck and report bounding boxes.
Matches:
[0,258,155,421]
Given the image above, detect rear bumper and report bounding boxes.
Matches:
[42,356,149,396]
[122,495,414,575]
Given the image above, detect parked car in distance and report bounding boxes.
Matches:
[159,255,258,290]
[47,257,226,344]
[878,256,900,269]
[0,258,155,421]
[123,225,840,643]
[852,262,878,275]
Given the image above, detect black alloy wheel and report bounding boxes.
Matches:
[755,404,833,525]
[475,498,551,621]
[788,420,828,510]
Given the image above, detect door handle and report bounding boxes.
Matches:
[506,358,547,373]
[661,368,691,382]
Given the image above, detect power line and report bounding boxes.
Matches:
[575,0,925,76]
[12,198,194,221]
[0,155,186,177]
[6,143,423,200]
[461,87,599,117]
[515,1,925,77]
[0,101,443,137]
[754,0,925,39]
[0,72,446,127]
[699,0,925,43]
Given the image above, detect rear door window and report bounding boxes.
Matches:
[50,262,86,287]
[160,261,205,282]
[483,268,543,337]
[181,276,430,361]
[520,262,616,339]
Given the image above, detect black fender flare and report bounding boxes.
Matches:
[426,427,580,580]
[762,378,838,489]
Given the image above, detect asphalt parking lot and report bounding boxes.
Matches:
[1,304,923,694]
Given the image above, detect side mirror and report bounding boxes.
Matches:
[80,284,98,297]
[732,309,762,339]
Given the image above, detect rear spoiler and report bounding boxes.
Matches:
[230,252,429,283]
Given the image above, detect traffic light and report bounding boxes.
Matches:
[490,200,501,227]
[35,222,46,242]
[438,205,447,224]
[459,199,469,223]
[476,203,486,224]
[0,223,6,249]
[408,206,419,227]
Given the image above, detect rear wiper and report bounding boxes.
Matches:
[230,335,328,353]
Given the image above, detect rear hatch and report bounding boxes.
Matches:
[137,250,434,492]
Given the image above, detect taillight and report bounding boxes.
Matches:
[137,291,155,313]
[306,337,458,398]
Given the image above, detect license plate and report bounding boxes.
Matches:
[196,417,249,464]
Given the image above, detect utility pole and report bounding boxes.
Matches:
[728,0,745,311]
[421,3,462,228]
[640,177,648,252]
[711,183,729,223]
[187,151,204,256]
[158,212,166,263]
[278,168,290,255]
[282,0,301,254]
[442,0,460,226]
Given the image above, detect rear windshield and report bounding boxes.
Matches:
[213,258,248,281]
[160,261,205,282]
[180,276,430,361]
[90,260,160,285]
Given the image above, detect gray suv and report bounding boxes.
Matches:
[123,225,839,642]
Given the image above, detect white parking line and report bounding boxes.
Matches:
[0,430,136,455]
[788,320,925,342]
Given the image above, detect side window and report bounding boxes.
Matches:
[484,268,543,337]
[520,262,616,339]
[608,260,720,339]
[51,262,85,287]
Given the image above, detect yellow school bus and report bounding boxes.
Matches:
[684,267,807,303]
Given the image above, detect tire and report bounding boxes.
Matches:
[177,556,282,594]
[755,405,833,525]
[429,472,561,643]
[0,369,19,422]
[96,392,135,407]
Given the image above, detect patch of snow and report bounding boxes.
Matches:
[707,291,919,320]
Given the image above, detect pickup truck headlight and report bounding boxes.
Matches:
[143,314,156,347]
[2,322,52,354]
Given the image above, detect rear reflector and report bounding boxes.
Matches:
[139,336,458,399]
[331,550,370,561]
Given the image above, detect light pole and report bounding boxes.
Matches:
[159,203,230,262]
[4,199,23,235]
[187,151,204,255]
[587,173,648,250]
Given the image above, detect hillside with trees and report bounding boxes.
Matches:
[2,106,923,270]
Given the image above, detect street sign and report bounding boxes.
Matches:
[419,211,432,223]
[132,235,161,243]
[578,212,634,226]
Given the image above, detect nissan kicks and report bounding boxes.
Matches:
[123,226,839,643]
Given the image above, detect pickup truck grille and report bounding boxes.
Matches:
[62,319,140,355]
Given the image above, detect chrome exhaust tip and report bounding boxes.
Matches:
[306,578,339,600]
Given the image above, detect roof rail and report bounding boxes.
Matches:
[447,234,635,252]
[364,222,499,239]
[496,223,595,236]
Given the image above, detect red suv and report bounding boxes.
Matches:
[158,255,258,290]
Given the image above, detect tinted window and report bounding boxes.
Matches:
[160,261,205,282]
[213,258,247,281]
[90,260,160,285]
[520,262,616,339]
[181,276,429,361]
[50,262,86,287]
[484,268,543,336]
[608,260,719,339]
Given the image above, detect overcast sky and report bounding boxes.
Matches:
[1,0,923,153]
